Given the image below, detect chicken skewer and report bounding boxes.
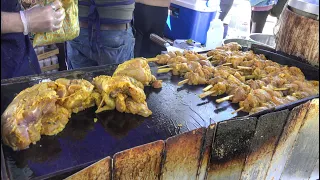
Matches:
[155,43,317,115]
[153,50,207,65]
[200,63,318,114]
[157,59,216,86]
[224,81,317,114]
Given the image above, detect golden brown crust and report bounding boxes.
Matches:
[65,157,112,180]
[161,128,206,179]
[1,79,95,151]
[113,140,165,180]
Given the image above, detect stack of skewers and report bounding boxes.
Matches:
[148,42,319,115]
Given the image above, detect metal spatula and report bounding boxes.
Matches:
[150,33,184,53]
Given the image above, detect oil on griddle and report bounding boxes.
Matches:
[64,99,319,180]
[1,45,319,179]
[1,68,239,179]
[113,140,164,180]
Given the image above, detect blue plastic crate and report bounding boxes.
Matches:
[164,3,218,44]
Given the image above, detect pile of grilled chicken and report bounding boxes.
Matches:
[3,42,319,151]
[155,42,319,114]
[1,58,161,151]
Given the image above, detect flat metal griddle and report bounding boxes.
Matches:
[1,45,319,180]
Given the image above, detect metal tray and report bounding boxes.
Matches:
[1,46,319,180]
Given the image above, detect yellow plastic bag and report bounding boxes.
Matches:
[32,0,79,47]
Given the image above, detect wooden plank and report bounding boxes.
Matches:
[280,99,319,180]
[37,48,59,60]
[113,140,164,180]
[41,64,59,72]
[309,159,319,180]
[241,110,289,180]
[161,128,206,180]
[265,102,311,180]
[197,124,216,180]
[65,156,111,180]
[207,117,257,180]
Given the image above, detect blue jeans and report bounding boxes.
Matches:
[66,27,135,69]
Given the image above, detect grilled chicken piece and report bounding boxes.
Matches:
[152,80,163,89]
[171,61,202,76]
[40,104,71,136]
[156,54,171,65]
[167,56,188,64]
[1,78,96,151]
[216,42,242,51]
[1,82,58,151]
[125,98,152,117]
[55,78,96,113]
[211,81,228,96]
[184,72,207,85]
[113,58,156,86]
[93,75,152,117]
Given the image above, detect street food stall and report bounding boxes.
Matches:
[1,0,319,180]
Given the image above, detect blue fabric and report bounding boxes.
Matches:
[66,27,135,69]
[78,0,134,55]
[1,0,41,79]
[78,0,134,7]
[250,0,278,7]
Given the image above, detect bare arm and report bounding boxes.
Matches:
[1,12,24,34]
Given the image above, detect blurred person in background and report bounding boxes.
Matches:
[250,0,278,33]
[1,0,65,79]
[219,0,235,38]
[66,0,135,69]
[133,0,170,58]
[219,0,234,21]
[270,0,288,19]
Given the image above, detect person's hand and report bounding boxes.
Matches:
[24,0,65,33]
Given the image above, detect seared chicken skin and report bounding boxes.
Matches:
[2,82,58,151]
[93,75,152,117]
[113,58,156,86]
[55,78,96,113]
[1,78,96,151]
[2,56,162,151]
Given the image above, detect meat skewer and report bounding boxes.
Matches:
[154,42,318,115]
[216,95,234,103]
[199,91,215,98]
[203,84,213,92]
[158,68,173,73]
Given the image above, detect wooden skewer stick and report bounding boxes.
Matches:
[216,95,234,103]
[158,64,170,69]
[203,84,213,92]
[231,107,244,114]
[199,91,215,99]
[211,60,220,64]
[206,56,213,60]
[157,68,173,73]
[245,75,256,80]
[178,79,189,86]
[274,87,289,91]
[147,58,158,62]
[237,66,253,70]
[216,62,232,68]
[222,63,232,66]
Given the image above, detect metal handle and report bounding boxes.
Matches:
[150,33,168,48]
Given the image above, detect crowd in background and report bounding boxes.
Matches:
[1,0,288,79]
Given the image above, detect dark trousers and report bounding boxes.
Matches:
[271,0,288,18]
[133,3,168,58]
[250,10,271,33]
[219,0,234,21]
